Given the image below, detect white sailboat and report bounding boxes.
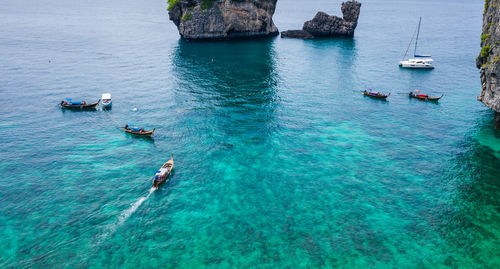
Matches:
[399,17,434,69]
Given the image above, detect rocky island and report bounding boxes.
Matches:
[477,0,500,126]
[167,0,279,40]
[281,1,361,39]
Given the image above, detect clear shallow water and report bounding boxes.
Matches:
[1,0,499,267]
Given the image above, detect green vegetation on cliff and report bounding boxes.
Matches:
[201,0,216,11]
[481,33,490,43]
[481,45,491,58]
[167,0,180,11]
[182,12,192,21]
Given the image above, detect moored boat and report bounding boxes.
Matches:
[101,93,112,108]
[60,98,100,109]
[409,91,443,101]
[152,154,174,188]
[399,17,434,69]
[121,124,155,136]
[363,89,390,99]
[399,57,434,69]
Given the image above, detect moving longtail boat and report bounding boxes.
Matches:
[121,124,155,136]
[152,154,174,188]
[60,98,100,109]
[409,91,443,101]
[363,89,390,99]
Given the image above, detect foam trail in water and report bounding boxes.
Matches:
[100,187,156,241]
[117,187,156,225]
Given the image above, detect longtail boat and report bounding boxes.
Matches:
[409,91,443,101]
[152,154,174,188]
[363,89,390,99]
[121,124,155,136]
[60,98,100,109]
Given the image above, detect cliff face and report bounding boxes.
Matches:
[477,0,500,123]
[168,0,278,40]
[281,1,361,39]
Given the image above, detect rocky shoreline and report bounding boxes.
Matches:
[281,1,361,39]
[168,0,279,40]
[477,0,500,126]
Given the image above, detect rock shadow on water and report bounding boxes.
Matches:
[171,38,282,142]
[172,38,279,99]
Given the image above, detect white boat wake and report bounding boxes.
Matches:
[99,187,157,241]
[117,187,155,225]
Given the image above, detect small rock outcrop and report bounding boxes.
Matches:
[168,0,279,40]
[280,30,314,39]
[477,0,500,126]
[281,1,361,39]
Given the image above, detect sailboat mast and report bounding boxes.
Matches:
[414,17,422,57]
[402,21,419,61]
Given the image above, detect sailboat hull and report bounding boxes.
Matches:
[399,17,434,69]
[399,60,434,69]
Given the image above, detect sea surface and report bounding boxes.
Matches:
[1,0,499,267]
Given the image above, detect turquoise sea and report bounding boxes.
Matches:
[1,0,499,267]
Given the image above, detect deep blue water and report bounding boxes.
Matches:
[1,0,500,267]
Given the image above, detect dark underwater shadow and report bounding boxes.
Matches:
[172,38,279,95]
[170,38,281,142]
[425,113,500,266]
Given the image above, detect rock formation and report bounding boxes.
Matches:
[168,0,279,40]
[281,1,361,39]
[280,30,314,39]
[477,0,500,126]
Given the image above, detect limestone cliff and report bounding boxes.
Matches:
[168,0,278,40]
[281,1,361,39]
[477,0,500,124]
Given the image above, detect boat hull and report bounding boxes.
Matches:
[409,95,442,101]
[152,155,174,188]
[399,61,434,69]
[102,101,112,108]
[363,92,390,99]
[121,128,155,136]
[60,100,100,109]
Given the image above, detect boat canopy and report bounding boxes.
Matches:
[414,54,432,58]
[102,93,111,99]
[65,98,84,105]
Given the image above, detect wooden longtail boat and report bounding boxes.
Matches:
[121,126,155,136]
[409,92,443,101]
[60,99,100,109]
[363,90,390,99]
[152,154,174,188]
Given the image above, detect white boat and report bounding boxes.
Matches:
[399,17,434,69]
[152,154,174,188]
[101,93,112,108]
[399,57,434,69]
